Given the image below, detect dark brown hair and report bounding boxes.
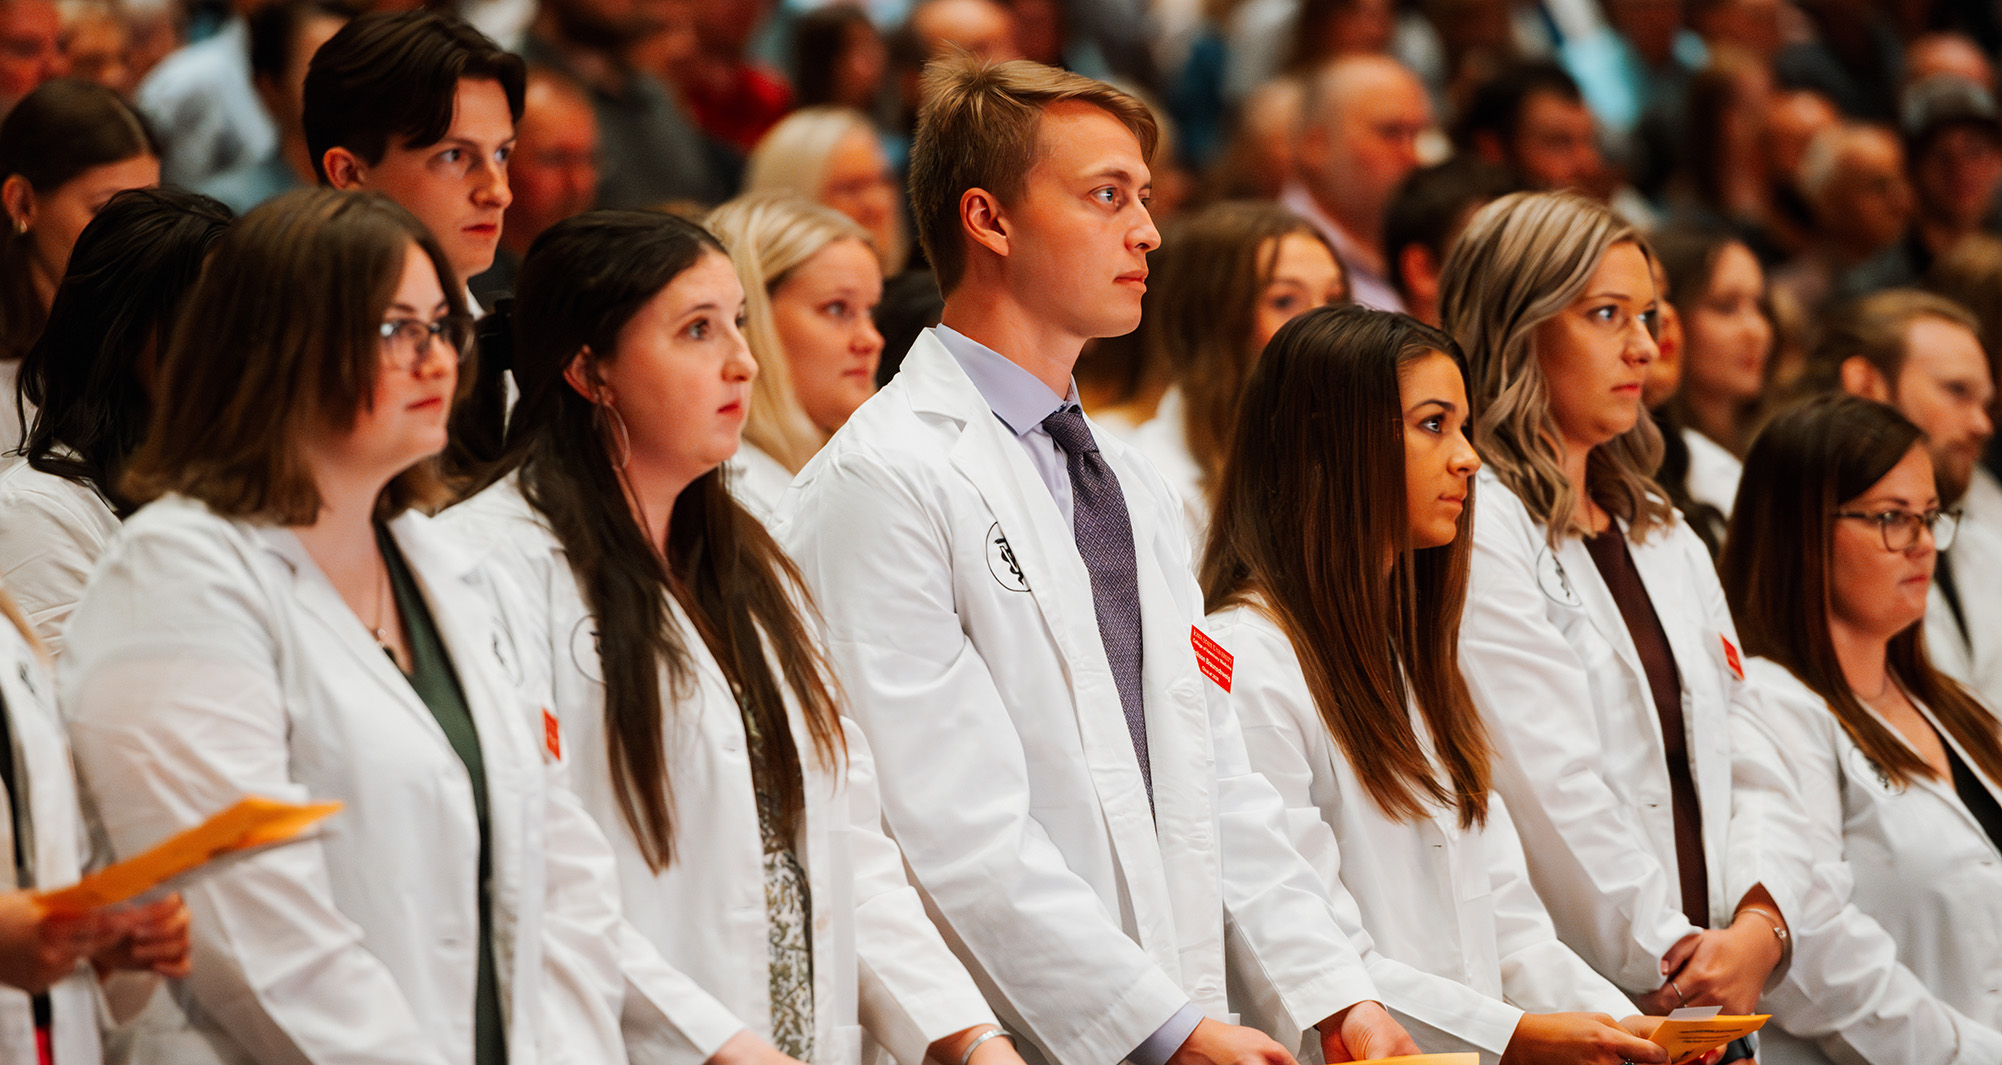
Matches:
[1722,393,2002,789]
[1202,304,1492,827]
[1,78,157,365]
[122,188,464,522]
[488,210,845,872]
[302,10,525,182]
[908,56,1157,294]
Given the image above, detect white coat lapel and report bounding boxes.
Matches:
[253,524,452,746]
[385,512,540,1037]
[902,335,1179,961]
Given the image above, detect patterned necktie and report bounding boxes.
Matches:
[1041,405,1151,801]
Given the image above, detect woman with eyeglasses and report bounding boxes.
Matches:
[57,188,672,1065]
[1719,394,2002,1063]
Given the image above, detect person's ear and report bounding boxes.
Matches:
[322,146,368,190]
[1,175,36,235]
[960,186,1009,259]
[1841,355,1894,401]
[562,347,608,405]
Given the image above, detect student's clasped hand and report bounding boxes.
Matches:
[1637,920,1780,1017]
[1499,1012,1668,1064]
[1320,1000,1422,1062]
[0,889,191,993]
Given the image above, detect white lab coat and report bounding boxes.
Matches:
[1126,387,1209,553]
[1457,470,1816,993]
[772,332,1379,1065]
[0,456,120,656]
[0,615,106,1065]
[724,443,794,522]
[1925,512,2002,715]
[440,479,998,1065]
[1207,601,1635,1062]
[1679,428,1741,520]
[58,495,726,1065]
[1743,658,2002,1065]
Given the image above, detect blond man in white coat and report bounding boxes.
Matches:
[0,591,187,1065]
[775,58,1417,1065]
[441,209,1012,1065]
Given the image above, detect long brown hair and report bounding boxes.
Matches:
[1202,305,1492,827]
[122,188,462,522]
[486,210,844,872]
[1440,191,1673,546]
[1721,394,2002,789]
[1154,202,1343,498]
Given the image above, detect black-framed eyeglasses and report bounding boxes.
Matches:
[378,314,475,371]
[1835,507,1959,551]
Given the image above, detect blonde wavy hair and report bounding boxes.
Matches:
[1438,191,1672,545]
[706,193,876,474]
[744,106,910,274]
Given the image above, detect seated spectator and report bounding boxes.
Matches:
[790,4,889,116]
[1924,233,2002,519]
[205,0,352,213]
[1884,77,2002,286]
[56,0,134,95]
[1382,154,1514,326]
[0,187,231,655]
[524,0,730,209]
[1812,290,2002,714]
[1657,229,1776,465]
[0,0,68,117]
[1904,31,1994,94]
[1759,87,1842,263]
[1457,59,1654,225]
[1286,54,1431,311]
[706,194,883,518]
[1771,123,1913,323]
[1775,0,1904,123]
[132,0,273,195]
[909,0,1019,65]
[746,105,908,274]
[1,78,157,449]
[1195,74,1303,204]
[1664,46,1775,248]
[669,0,788,154]
[471,65,598,306]
[1721,393,2002,1064]
[1126,201,1346,545]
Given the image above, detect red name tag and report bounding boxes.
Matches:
[1192,626,1233,692]
[542,708,562,761]
[1720,635,1745,681]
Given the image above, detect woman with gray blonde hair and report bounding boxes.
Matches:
[707,194,885,517]
[1442,191,1814,1047]
[744,107,909,275]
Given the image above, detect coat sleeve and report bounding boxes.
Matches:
[1221,612,1518,1055]
[1743,665,2002,1065]
[1458,495,1698,991]
[840,718,1001,1064]
[60,528,445,1065]
[0,483,111,658]
[778,449,1191,1065]
[1480,794,1636,1019]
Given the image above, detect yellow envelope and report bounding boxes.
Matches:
[1651,1014,1769,1060]
[35,796,343,916]
[1356,1056,1478,1065]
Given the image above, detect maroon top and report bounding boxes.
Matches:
[1584,529,1712,930]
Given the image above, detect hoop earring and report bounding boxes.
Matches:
[595,401,632,469]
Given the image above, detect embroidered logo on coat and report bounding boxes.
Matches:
[986,522,1030,592]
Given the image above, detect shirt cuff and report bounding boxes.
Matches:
[1129,1002,1203,1065]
